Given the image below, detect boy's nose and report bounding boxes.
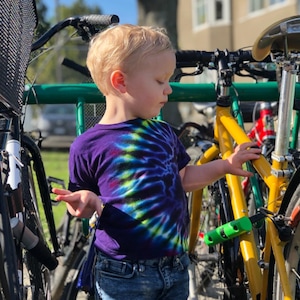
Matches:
[165,83,172,95]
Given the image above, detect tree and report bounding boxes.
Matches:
[137,0,178,49]
[27,0,102,84]
[137,0,182,126]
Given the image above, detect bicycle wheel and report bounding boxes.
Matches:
[272,183,300,300]
[21,149,52,299]
[216,179,248,300]
[58,243,94,300]
[51,210,93,300]
[188,185,220,298]
[0,159,21,299]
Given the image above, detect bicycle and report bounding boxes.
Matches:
[0,1,119,298]
[0,1,59,299]
[175,16,300,299]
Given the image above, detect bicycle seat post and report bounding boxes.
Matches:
[273,62,296,161]
[252,15,300,177]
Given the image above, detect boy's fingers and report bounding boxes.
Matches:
[55,192,86,205]
[55,193,76,201]
[52,187,72,195]
[242,170,254,177]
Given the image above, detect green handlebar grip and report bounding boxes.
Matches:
[204,216,252,246]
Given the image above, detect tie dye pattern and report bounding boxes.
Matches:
[69,118,191,260]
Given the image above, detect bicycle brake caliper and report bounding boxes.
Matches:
[273,214,294,242]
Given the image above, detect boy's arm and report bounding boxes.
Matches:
[180,142,261,192]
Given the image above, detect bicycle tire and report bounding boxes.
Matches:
[51,210,92,300]
[192,186,223,299]
[216,178,248,300]
[59,244,94,300]
[186,144,222,299]
[189,176,248,299]
[271,183,300,300]
[21,148,52,299]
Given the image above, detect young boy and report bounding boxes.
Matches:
[53,24,261,300]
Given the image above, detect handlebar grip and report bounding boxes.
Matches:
[80,14,119,26]
[176,50,214,67]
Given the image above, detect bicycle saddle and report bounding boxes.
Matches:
[252,15,300,61]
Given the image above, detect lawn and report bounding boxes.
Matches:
[39,149,70,227]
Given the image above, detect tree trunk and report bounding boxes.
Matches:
[137,0,182,127]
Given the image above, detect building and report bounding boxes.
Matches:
[176,0,299,122]
[178,0,299,53]
[177,0,299,81]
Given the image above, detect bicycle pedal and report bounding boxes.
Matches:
[48,176,66,189]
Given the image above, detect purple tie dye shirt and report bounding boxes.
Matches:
[68,118,191,260]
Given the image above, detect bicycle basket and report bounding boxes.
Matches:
[0,0,37,116]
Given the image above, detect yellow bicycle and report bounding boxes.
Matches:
[183,16,300,300]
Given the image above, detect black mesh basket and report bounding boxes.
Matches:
[0,0,37,116]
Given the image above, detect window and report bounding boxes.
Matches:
[193,0,230,28]
[215,0,223,20]
[269,0,285,4]
[249,0,286,14]
[194,0,206,26]
[249,0,264,12]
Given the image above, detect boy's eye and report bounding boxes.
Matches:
[157,80,164,84]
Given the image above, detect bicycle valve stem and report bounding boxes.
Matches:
[10,217,58,270]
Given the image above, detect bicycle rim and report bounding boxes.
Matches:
[272,183,300,300]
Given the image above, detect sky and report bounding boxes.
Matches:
[45,0,138,24]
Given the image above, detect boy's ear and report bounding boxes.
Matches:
[111,70,126,93]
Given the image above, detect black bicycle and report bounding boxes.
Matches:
[0,1,119,299]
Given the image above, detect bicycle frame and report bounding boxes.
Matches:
[189,62,297,299]
[196,107,282,298]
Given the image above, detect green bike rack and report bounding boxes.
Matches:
[25,81,300,104]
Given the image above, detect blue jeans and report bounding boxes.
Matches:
[94,251,190,300]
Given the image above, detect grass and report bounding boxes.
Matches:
[39,149,70,227]
[41,150,70,185]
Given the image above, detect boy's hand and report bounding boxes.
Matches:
[52,188,103,218]
[225,142,261,177]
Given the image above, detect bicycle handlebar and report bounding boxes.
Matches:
[175,49,274,80]
[175,49,271,68]
[31,14,119,51]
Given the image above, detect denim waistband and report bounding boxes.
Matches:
[132,252,187,267]
[97,251,188,268]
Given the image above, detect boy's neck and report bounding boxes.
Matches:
[99,105,136,125]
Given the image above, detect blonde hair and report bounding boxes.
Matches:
[86,24,174,95]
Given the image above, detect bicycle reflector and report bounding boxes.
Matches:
[204,216,252,246]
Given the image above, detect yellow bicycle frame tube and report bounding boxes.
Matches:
[216,106,263,297]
